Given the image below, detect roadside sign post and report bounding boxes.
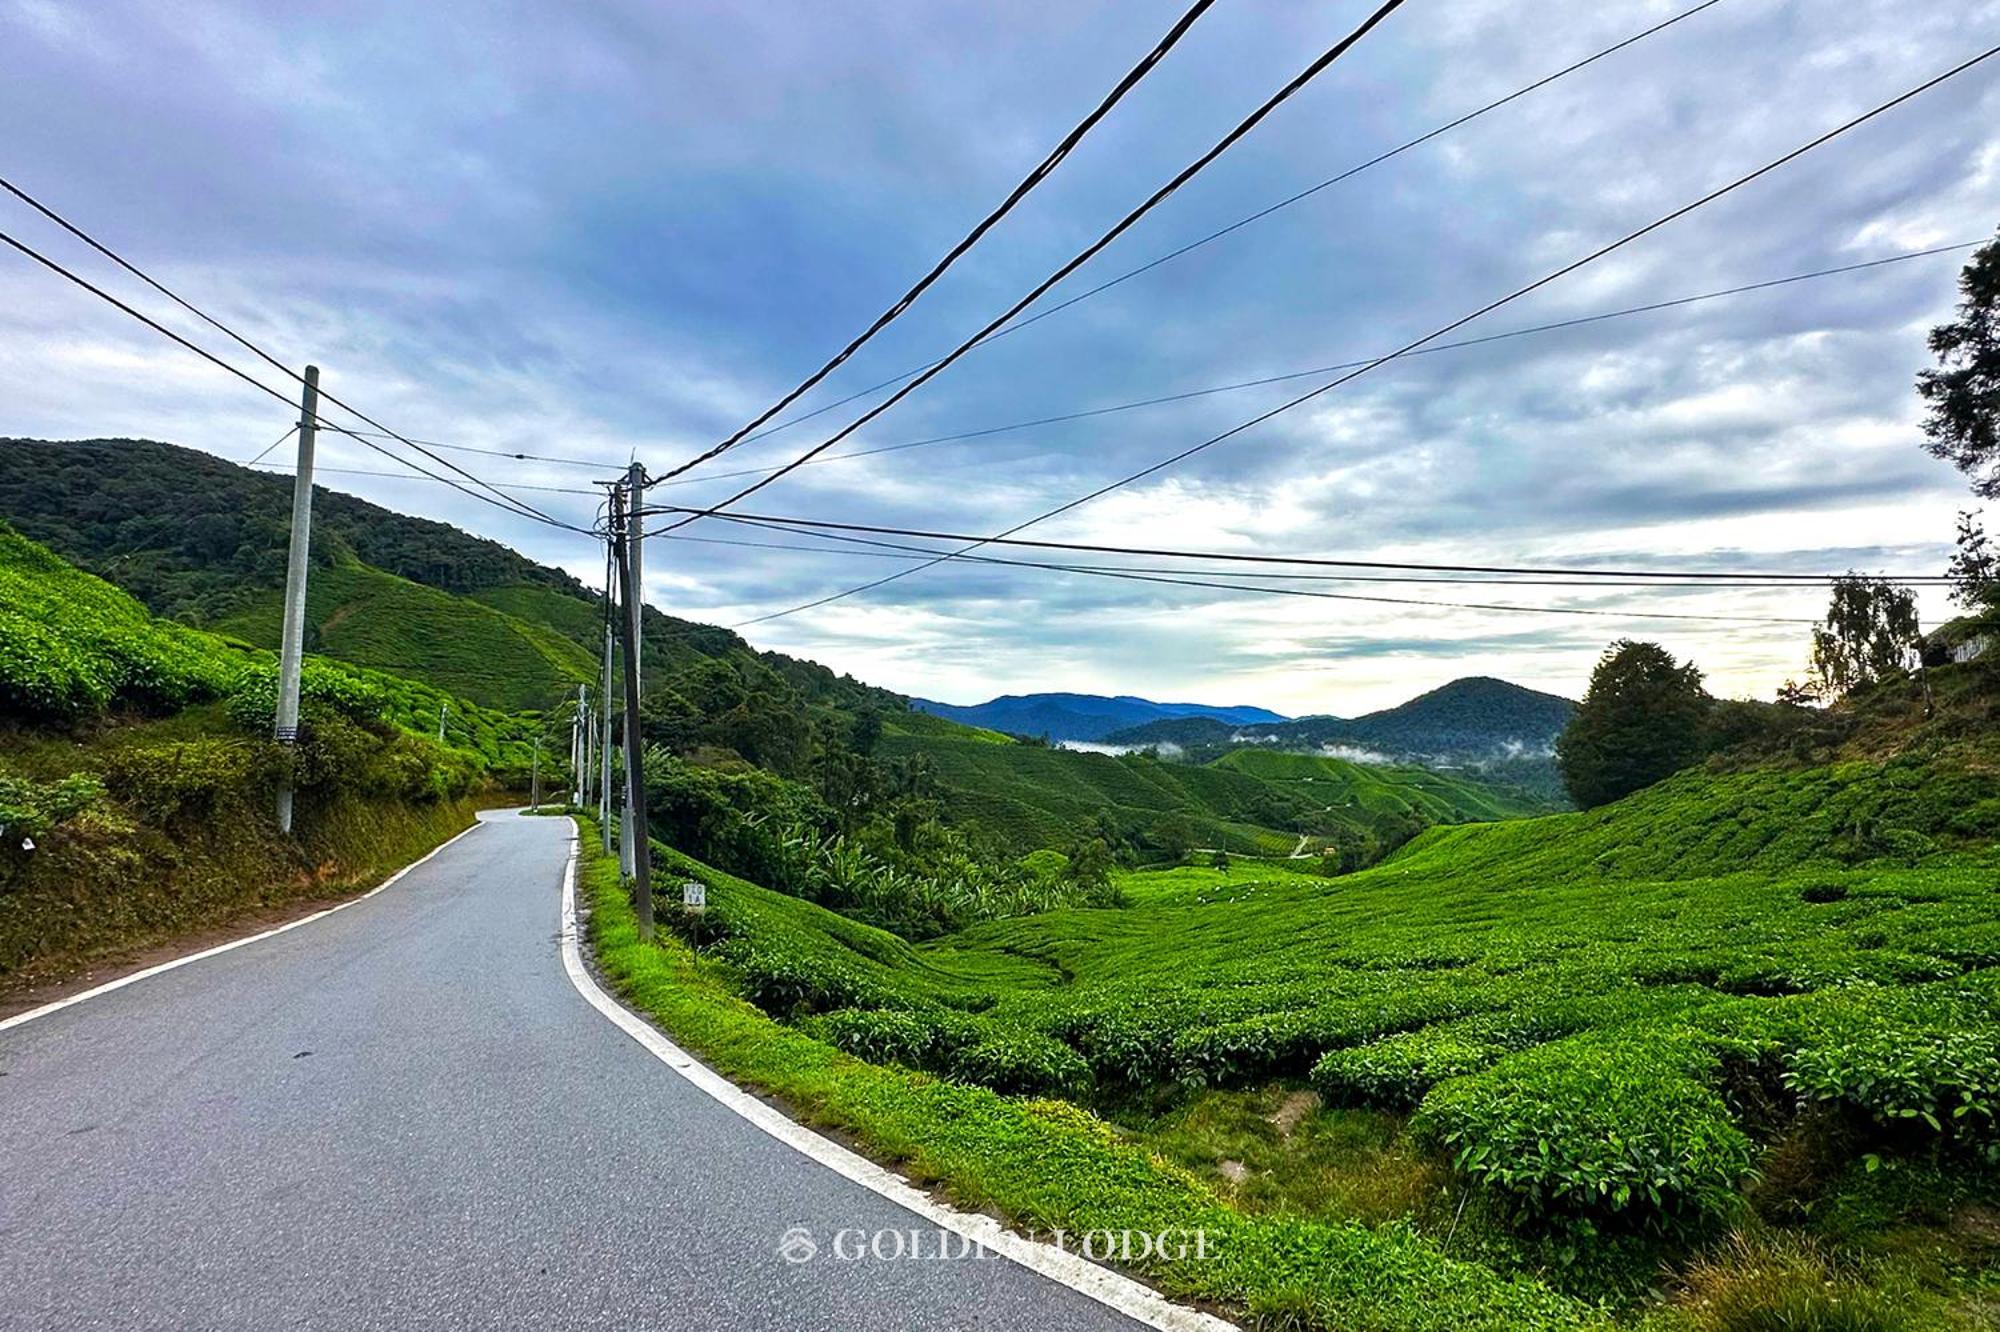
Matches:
[683,879,705,958]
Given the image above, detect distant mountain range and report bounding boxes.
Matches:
[1104,677,1576,763]
[910,693,1288,743]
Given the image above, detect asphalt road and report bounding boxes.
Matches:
[0,810,1150,1331]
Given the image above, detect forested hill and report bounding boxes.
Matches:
[1107,676,1575,760]
[0,437,898,714]
[911,692,1286,742]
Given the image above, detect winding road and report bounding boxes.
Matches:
[0,811,1163,1331]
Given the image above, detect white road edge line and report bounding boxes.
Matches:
[556,823,1236,1332]
[0,817,487,1033]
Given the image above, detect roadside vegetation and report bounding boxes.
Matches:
[0,522,530,986]
[606,653,1999,1328]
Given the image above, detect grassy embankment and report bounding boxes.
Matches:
[597,662,2000,1328]
[212,563,597,714]
[0,523,525,986]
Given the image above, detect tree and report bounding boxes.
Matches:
[1149,813,1196,863]
[1919,231,2000,498]
[1808,574,1920,698]
[1209,848,1231,874]
[1947,510,1999,610]
[1555,640,1709,809]
[1064,837,1113,895]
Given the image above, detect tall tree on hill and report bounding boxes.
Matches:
[1920,230,2000,498]
[1556,640,1708,809]
[1948,510,1999,611]
[1808,574,1920,698]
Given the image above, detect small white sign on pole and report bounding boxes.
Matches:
[682,879,707,913]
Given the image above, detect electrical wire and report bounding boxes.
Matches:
[669,518,1825,626]
[0,225,590,531]
[242,237,1979,499]
[689,0,1224,468]
[700,44,2000,627]
[328,430,625,470]
[651,0,1411,500]
[663,518,1951,589]
[651,240,1979,489]
[0,176,579,530]
[695,0,1732,458]
[248,460,600,496]
[250,237,1978,495]
[651,506,1952,582]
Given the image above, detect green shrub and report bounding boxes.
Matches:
[225,658,388,731]
[1745,983,2000,1154]
[946,1030,1091,1098]
[1315,1014,1545,1109]
[100,736,290,822]
[807,1007,960,1067]
[1413,1026,1755,1224]
[0,771,105,839]
[0,524,237,721]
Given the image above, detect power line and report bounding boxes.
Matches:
[0,177,579,531]
[671,0,1223,477]
[256,237,1979,495]
[669,519,1823,626]
[650,506,1951,582]
[248,460,600,496]
[330,430,625,470]
[705,44,2000,627]
[243,236,1978,497]
[691,0,1732,459]
[650,0,1411,508]
[0,225,590,531]
[664,518,1950,589]
[651,241,1978,489]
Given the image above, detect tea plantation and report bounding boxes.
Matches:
[0,522,539,980]
[639,662,2000,1329]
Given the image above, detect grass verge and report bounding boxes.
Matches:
[577,817,1600,1331]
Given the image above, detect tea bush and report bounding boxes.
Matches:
[1411,1026,1756,1222]
[0,771,105,839]
[0,521,238,720]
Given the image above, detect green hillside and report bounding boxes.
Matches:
[0,437,907,719]
[1208,748,1552,824]
[0,438,1553,885]
[212,563,598,712]
[635,657,2000,1328]
[879,732,1308,856]
[872,731,1555,861]
[0,523,525,981]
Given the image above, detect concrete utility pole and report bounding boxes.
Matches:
[625,462,644,699]
[273,365,320,835]
[600,614,615,854]
[530,735,541,814]
[616,467,653,939]
[573,683,587,806]
[437,702,448,743]
[609,486,635,877]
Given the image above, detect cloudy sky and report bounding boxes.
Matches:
[4,0,1997,714]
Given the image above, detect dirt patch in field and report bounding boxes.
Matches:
[1269,1090,1320,1140]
